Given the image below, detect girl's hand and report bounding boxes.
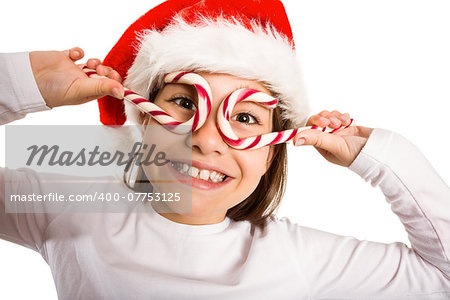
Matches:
[293,110,374,167]
[29,47,124,108]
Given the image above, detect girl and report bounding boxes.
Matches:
[1,0,449,299]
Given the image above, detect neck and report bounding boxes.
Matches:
[151,202,227,225]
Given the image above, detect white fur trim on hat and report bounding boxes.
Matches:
[124,17,311,128]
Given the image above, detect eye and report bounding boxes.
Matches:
[231,112,260,125]
[171,97,197,111]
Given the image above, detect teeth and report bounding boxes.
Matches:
[189,166,199,177]
[210,171,218,182]
[199,170,210,180]
[210,171,224,183]
[171,161,227,183]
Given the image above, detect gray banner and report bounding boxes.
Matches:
[4,125,192,213]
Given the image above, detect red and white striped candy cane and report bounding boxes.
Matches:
[83,67,353,150]
[82,67,211,134]
[164,71,353,150]
[163,72,212,132]
[217,88,354,150]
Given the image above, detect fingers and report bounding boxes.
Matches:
[85,58,123,83]
[307,110,352,129]
[306,114,331,127]
[71,55,125,103]
[96,65,122,82]
[73,58,125,103]
[86,58,102,69]
[66,49,122,83]
[293,128,371,167]
[331,125,373,138]
[64,47,84,61]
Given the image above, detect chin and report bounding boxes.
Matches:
[189,198,220,216]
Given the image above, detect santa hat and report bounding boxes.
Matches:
[98,0,311,128]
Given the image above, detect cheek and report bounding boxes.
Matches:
[140,124,192,192]
[226,148,271,207]
[236,148,271,181]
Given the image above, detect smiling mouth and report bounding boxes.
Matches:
[170,161,228,183]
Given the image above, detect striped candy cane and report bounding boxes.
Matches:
[83,67,210,134]
[163,72,212,132]
[83,67,353,150]
[217,88,354,150]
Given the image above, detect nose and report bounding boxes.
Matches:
[189,114,229,155]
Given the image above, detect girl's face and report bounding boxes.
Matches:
[143,73,274,225]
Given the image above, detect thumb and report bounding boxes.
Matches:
[73,77,124,103]
[63,47,85,62]
[294,129,343,153]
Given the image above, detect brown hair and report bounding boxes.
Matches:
[124,89,290,231]
[225,105,289,230]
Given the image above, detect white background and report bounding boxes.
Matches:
[1,0,449,299]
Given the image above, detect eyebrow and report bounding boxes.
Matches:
[236,84,271,95]
[235,98,274,113]
[160,83,274,110]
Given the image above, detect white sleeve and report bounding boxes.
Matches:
[0,168,54,253]
[0,52,51,251]
[0,52,50,125]
[296,128,450,299]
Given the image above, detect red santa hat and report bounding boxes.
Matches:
[98,0,310,128]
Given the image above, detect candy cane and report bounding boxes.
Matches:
[83,67,353,150]
[163,72,212,132]
[83,67,210,134]
[217,88,353,150]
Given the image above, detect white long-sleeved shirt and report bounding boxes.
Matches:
[1,52,450,299]
[0,52,50,124]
